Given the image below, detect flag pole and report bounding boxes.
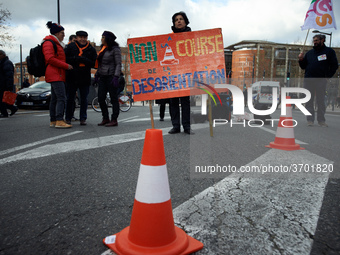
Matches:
[301,29,310,53]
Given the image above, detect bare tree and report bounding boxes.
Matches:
[0,4,13,47]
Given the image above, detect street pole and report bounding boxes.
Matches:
[252,55,255,84]
[20,44,23,91]
[312,30,332,47]
[57,0,60,24]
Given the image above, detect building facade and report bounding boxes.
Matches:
[225,40,340,91]
[14,40,339,96]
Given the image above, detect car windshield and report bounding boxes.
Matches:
[261,86,273,93]
[29,82,50,89]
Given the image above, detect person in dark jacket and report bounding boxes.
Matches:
[65,30,97,125]
[43,21,73,128]
[156,99,170,121]
[168,11,193,134]
[0,50,18,117]
[22,78,30,88]
[118,72,125,95]
[96,31,122,127]
[299,34,338,127]
[65,34,78,121]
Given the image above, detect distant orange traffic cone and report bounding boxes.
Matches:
[266,97,304,151]
[103,129,204,254]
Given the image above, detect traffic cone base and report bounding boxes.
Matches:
[266,141,304,151]
[104,226,203,255]
[103,129,203,254]
[266,97,304,151]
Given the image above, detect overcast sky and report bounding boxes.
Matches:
[1,0,339,64]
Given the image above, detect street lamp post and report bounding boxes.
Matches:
[312,30,332,47]
[57,0,60,24]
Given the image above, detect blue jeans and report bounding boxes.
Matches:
[50,81,66,121]
[304,78,327,123]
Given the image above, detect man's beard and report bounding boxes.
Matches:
[313,42,322,50]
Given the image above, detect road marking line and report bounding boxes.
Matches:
[18,111,48,115]
[0,124,211,165]
[124,117,155,122]
[34,114,50,116]
[0,129,167,165]
[101,149,331,255]
[0,131,83,157]
[120,116,140,122]
[173,149,331,254]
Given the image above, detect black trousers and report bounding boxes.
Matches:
[0,90,17,116]
[170,96,190,130]
[304,78,327,123]
[66,83,89,121]
[98,75,119,120]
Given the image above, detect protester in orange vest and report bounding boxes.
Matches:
[65,30,97,125]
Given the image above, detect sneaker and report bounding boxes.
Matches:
[50,121,56,127]
[80,120,87,126]
[307,121,313,127]
[55,120,72,128]
[318,122,328,127]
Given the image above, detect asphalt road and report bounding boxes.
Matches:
[0,104,339,255]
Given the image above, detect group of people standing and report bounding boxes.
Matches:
[5,12,336,131]
[44,12,195,133]
[43,21,121,128]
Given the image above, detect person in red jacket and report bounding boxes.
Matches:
[43,21,73,128]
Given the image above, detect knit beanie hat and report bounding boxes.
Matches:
[102,31,117,41]
[46,21,64,34]
[172,11,190,26]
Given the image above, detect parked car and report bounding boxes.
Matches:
[16,81,51,109]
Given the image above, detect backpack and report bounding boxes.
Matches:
[118,74,126,93]
[26,39,57,77]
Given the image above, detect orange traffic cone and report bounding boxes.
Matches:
[266,97,304,151]
[103,129,204,254]
[160,46,179,66]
